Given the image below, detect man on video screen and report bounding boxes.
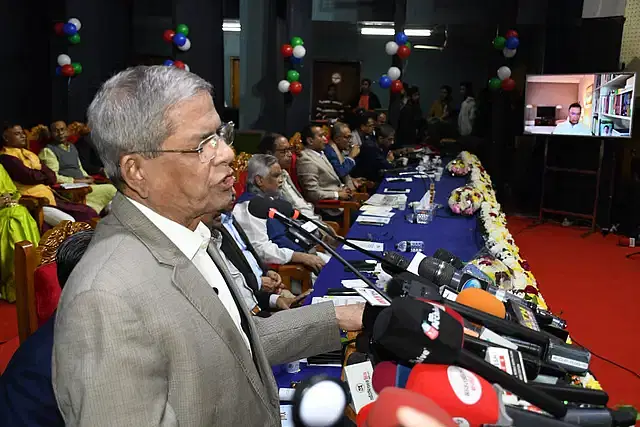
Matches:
[552,103,592,136]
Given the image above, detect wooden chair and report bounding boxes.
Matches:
[14,220,93,343]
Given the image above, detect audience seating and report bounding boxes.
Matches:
[14,220,93,344]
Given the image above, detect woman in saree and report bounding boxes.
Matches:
[0,164,40,302]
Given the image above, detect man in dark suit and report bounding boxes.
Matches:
[0,230,94,427]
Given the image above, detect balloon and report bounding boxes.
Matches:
[493,36,506,50]
[55,66,62,76]
[501,78,516,91]
[72,62,83,75]
[291,36,304,47]
[385,41,399,55]
[505,37,519,49]
[68,33,81,44]
[379,75,392,89]
[488,77,502,90]
[278,80,290,93]
[176,24,189,36]
[291,56,303,65]
[503,48,517,58]
[292,45,306,59]
[505,29,519,39]
[286,69,300,82]
[57,54,71,66]
[63,22,77,36]
[163,29,176,43]
[281,44,293,57]
[289,81,303,95]
[395,32,408,45]
[163,59,174,66]
[177,38,191,51]
[67,18,82,31]
[184,63,190,72]
[397,45,411,59]
[391,80,404,93]
[497,66,511,81]
[54,23,65,36]
[405,41,412,49]
[173,60,186,69]
[61,64,75,77]
[387,66,401,81]
[173,33,187,47]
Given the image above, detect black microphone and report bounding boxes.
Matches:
[418,256,492,291]
[433,248,465,270]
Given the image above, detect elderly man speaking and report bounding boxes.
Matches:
[52,66,364,427]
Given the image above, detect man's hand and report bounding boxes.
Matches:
[335,303,365,331]
[338,189,352,200]
[261,277,279,293]
[352,177,365,189]
[276,289,313,310]
[349,144,361,158]
[386,151,395,162]
[397,407,449,427]
[266,270,283,289]
[294,253,326,273]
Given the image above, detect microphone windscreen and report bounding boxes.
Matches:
[363,304,386,332]
[364,387,457,427]
[356,402,375,427]
[346,352,369,366]
[372,298,463,365]
[271,197,296,217]
[247,196,272,219]
[406,364,501,427]
[371,361,397,394]
[457,288,506,319]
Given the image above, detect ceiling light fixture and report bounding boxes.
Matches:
[413,44,443,51]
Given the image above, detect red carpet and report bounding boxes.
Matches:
[0,218,638,411]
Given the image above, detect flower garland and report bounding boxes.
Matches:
[446,158,470,176]
[447,185,483,215]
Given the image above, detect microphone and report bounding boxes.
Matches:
[418,255,492,291]
[371,361,412,393]
[457,288,507,319]
[371,297,567,418]
[433,248,465,270]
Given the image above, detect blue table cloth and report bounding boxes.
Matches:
[274,169,484,388]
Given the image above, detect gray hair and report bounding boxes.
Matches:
[247,154,278,192]
[332,122,350,138]
[87,65,213,189]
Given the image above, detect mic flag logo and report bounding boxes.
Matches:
[421,309,441,340]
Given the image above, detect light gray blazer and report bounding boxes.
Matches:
[296,148,354,203]
[52,192,341,427]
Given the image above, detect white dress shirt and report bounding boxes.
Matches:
[458,97,477,136]
[128,197,251,351]
[552,120,592,136]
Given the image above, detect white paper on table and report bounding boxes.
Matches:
[60,183,90,189]
[311,296,366,306]
[365,211,395,218]
[341,279,370,288]
[279,404,294,427]
[386,177,413,183]
[407,251,427,275]
[355,215,390,225]
[383,188,410,194]
[354,288,391,306]
[359,205,393,213]
[343,240,384,252]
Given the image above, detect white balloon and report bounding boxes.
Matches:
[67,18,82,31]
[184,63,190,72]
[385,41,399,56]
[57,54,71,66]
[503,48,517,58]
[178,38,191,51]
[387,66,401,81]
[292,45,306,59]
[497,66,511,81]
[278,80,290,93]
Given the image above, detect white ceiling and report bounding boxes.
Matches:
[526,75,588,84]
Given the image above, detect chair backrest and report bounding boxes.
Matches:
[14,220,93,343]
[289,152,303,194]
[234,170,248,198]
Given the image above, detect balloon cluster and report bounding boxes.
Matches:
[162,59,190,72]
[54,17,82,45]
[163,24,192,51]
[56,54,82,77]
[379,31,411,93]
[489,29,519,92]
[278,36,306,95]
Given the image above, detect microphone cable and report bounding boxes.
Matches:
[569,337,640,381]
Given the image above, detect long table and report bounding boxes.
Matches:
[274,169,483,387]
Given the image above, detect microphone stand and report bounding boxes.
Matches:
[270,209,392,302]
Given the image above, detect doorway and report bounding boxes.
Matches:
[230,57,240,108]
[312,60,361,112]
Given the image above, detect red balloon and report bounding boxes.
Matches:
[61,64,75,77]
[281,44,293,58]
[505,29,519,39]
[289,81,303,95]
[173,60,186,69]
[397,45,411,59]
[501,78,516,91]
[391,80,404,93]
[163,29,176,43]
[54,22,65,36]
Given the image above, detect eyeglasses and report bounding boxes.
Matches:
[133,121,235,163]
[275,147,294,154]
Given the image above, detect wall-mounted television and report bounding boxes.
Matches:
[524,73,636,138]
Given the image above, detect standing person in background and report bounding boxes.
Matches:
[351,78,381,111]
[396,86,424,147]
[376,111,387,126]
[458,82,476,137]
[314,84,344,121]
[388,82,409,129]
[428,85,453,123]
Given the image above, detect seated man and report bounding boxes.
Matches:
[0,229,94,426]
[324,122,361,181]
[39,121,116,214]
[233,154,327,273]
[352,123,396,183]
[211,191,302,315]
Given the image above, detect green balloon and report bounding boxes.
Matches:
[493,36,506,50]
[291,36,304,47]
[176,23,189,36]
[405,41,412,49]
[286,69,300,82]
[489,77,501,90]
[72,62,83,75]
[68,33,81,45]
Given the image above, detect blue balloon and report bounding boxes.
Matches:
[505,36,519,49]
[379,75,392,89]
[163,59,174,66]
[173,33,187,47]
[63,22,78,36]
[395,32,408,45]
[291,56,302,64]
[55,66,62,76]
